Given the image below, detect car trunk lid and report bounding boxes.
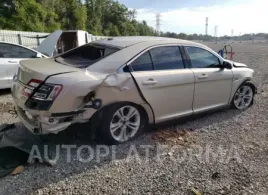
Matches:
[18,58,79,85]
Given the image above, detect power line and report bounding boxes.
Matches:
[205,17,208,35]
[214,25,218,43]
[214,25,218,37]
[156,12,161,35]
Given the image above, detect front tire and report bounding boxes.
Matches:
[99,103,146,145]
[232,82,254,110]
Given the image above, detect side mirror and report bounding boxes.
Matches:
[222,61,233,69]
[36,53,42,58]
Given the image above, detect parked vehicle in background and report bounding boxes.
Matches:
[36,30,107,57]
[0,42,47,89]
[11,36,257,144]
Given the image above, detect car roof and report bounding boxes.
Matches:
[0,41,32,48]
[93,36,204,48]
[88,36,217,73]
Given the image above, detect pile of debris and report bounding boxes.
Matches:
[0,124,52,178]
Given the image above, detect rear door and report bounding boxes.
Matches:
[0,56,8,87]
[0,43,39,87]
[129,46,195,123]
[0,43,19,88]
[184,46,233,113]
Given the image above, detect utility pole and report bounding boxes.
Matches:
[156,12,161,35]
[205,17,208,35]
[214,25,218,43]
[231,29,234,36]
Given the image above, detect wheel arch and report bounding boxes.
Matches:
[229,78,256,106]
[229,77,257,104]
[235,79,257,94]
[243,80,257,94]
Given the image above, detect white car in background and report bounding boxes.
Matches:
[0,42,47,89]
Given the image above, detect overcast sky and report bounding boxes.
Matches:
[118,0,267,36]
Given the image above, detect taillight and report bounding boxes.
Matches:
[22,79,43,97]
[28,79,43,87]
[24,79,63,111]
[33,84,62,101]
[22,79,63,100]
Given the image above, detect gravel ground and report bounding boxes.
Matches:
[0,42,268,195]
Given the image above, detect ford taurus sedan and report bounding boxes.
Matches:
[11,37,256,144]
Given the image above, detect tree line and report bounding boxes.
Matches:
[0,0,217,40]
[0,0,156,37]
[1,0,267,41]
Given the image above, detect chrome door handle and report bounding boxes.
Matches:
[8,61,18,63]
[198,74,209,79]
[142,79,158,85]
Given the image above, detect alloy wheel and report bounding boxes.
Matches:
[234,85,253,109]
[110,105,141,142]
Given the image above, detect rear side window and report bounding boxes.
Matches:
[130,46,185,72]
[55,44,120,68]
[131,52,153,71]
[185,47,221,68]
[0,43,36,58]
[150,46,185,70]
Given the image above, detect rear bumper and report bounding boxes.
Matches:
[16,106,72,134]
[11,81,74,134]
[11,80,96,135]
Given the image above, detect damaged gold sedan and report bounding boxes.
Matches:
[11,37,256,144]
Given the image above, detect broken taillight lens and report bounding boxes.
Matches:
[22,79,63,101]
[22,79,43,97]
[33,84,63,101]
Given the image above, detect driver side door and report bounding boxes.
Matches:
[184,46,233,113]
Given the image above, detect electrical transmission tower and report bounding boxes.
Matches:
[205,17,208,35]
[214,25,218,43]
[156,12,161,35]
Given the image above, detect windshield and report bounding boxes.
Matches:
[54,44,120,68]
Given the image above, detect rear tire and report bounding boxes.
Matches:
[98,103,146,145]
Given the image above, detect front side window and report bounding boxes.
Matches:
[0,43,36,58]
[55,44,120,68]
[150,46,184,70]
[186,47,221,68]
[130,51,153,71]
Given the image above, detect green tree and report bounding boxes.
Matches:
[85,0,103,35]
[106,23,120,36]
[0,0,219,41]
[37,0,61,32]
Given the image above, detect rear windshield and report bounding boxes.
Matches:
[54,44,120,68]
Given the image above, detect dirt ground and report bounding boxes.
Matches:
[0,41,268,195]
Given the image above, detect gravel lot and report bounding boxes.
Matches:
[0,42,268,195]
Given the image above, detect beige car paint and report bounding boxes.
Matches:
[19,59,79,84]
[131,69,195,122]
[229,67,254,103]
[191,68,233,113]
[11,37,255,135]
[46,71,152,122]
